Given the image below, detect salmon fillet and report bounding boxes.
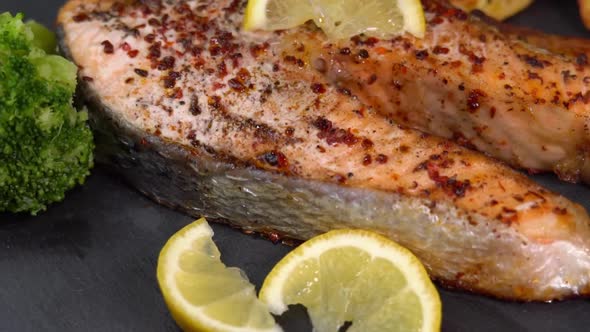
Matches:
[311,0,590,183]
[58,0,590,301]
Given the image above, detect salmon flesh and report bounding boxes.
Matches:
[58,0,590,301]
[313,0,590,183]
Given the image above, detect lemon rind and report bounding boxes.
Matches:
[259,229,441,332]
[157,219,283,332]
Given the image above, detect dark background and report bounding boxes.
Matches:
[1,1,590,331]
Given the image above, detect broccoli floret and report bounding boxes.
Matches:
[0,13,94,215]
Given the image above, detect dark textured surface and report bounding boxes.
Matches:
[1,1,590,331]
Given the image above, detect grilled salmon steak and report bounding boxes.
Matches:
[58,0,590,301]
[313,0,590,183]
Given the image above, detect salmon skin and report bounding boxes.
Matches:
[311,0,590,183]
[59,0,590,301]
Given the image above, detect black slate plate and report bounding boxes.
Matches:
[1,1,590,331]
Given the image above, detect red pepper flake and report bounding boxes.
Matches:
[467,89,487,112]
[82,76,94,82]
[73,13,90,22]
[125,77,135,84]
[489,107,497,118]
[260,151,289,168]
[333,174,347,184]
[285,127,295,137]
[426,162,471,198]
[433,46,449,55]
[497,207,518,224]
[148,18,161,26]
[217,61,228,78]
[250,42,269,58]
[228,78,245,92]
[189,95,202,115]
[134,68,149,77]
[101,40,114,54]
[313,117,359,146]
[121,42,131,51]
[127,50,139,58]
[227,68,252,92]
[236,68,251,82]
[351,36,379,47]
[267,232,281,244]
[163,71,181,89]
[144,33,156,43]
[158,56,176,70]
[415,50,429,60]
[518,54,551,69]
[208,96,223,111]
[311,83,326,94]
[364,37,379,46]
[313,117,333,131]
[358,49,369,59]
[361,139,374,149]
[376,154,388,164]
[455,10,468,20]
[170,87,183,99]
[458,44,486,73]
[430,16,444,26]
[209,32,237,56]
[230,52,243,68]
[363,154,372,166]
[212,82,225,91]
[148,42,162,59]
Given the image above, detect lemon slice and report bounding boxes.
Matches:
[259,229,441,332]
[450,0,533,20]
[244,0,426,39]
[157,218,282,332]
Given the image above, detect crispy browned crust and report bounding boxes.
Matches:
[499,22,590,59]
[465,9,590,59]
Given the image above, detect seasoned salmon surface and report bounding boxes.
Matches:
[59,0,590,301]
[312,0,590,183]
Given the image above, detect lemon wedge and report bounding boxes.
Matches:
[450,0,534,20]
[157,218,282,332]
[244,0,426,39]
[259,229,441,332]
